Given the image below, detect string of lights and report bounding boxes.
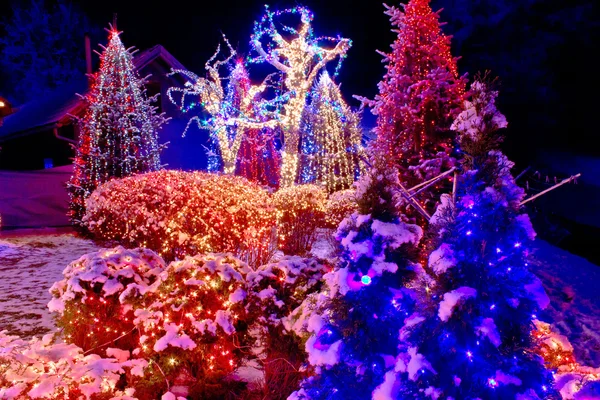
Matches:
[68,27,168,227]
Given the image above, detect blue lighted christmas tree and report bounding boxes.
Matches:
[378,77,559,399]
[291,162,424,399]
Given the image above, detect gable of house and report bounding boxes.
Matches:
[0,45,208,171]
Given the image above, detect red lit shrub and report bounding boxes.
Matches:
[83,170,277,265]
[48,246,166,356]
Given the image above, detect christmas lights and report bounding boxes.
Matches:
[387,78,557,399]
[358,0,465,217]
[323,189,359,230]
[291,170,424,399]
[68,27,168,227]
[168,38,280,174]
[299,72,365,192]
[532,320,600,396]
[250,5,352,187]
[83,170,277,266]
[272,184,327,255]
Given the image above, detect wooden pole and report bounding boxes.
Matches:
[408,167,456,193]
[515,166,530,182]
[452,170,458,205]
[520,173,581,206]
[396,182,431,221]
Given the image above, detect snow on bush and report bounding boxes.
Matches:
[245,256,330,398]
[0,331,145,399]
[48,246,166,356]
[39,246,332,399]
[246,256,329,329]
[272,184,327,255]
[133,253,251,399]
[438,286,477,322]
[83,170,277,265]
[533,320,600,399]
[428,243,456,275]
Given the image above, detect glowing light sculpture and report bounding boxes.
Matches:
[249,5,352,187]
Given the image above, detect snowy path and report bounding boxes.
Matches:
[0,229,100,339]
[531,240,600,367]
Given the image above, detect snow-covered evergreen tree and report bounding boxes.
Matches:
[291,162,424,399]
[299,72,365,193]
[384,78,558,399]
[68,28,168,227]
[361,0,466,216]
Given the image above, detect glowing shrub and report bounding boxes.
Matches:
[272,184,327,255]
[324,189,358,229]
[48,246,166,356]
[132,253,251,399]
[83,170,277,265]
[41,245,334,398]
[0,332,144,399]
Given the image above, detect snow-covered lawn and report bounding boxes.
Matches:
[1,229,599,370]
[530,240,600,367]
[0,229,100,338]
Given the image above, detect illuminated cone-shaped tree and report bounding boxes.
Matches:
[292,161,424,399]
[299,72,365,193]
[360,0,466,216]
[68,28,167,226]
[383,79,558,399]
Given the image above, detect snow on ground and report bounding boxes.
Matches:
[0,228,100,338]
[530,239,600,368]
[0,227,598,371]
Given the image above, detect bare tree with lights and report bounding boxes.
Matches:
[168,37,279,174]
[249,6,352,187]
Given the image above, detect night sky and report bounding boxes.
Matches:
[4,0,600,164]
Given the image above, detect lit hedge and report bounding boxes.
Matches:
[83,170,277,265]
[324,189,358,230]
[272,184,327,255]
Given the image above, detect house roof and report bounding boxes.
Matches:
[0,45,189,142]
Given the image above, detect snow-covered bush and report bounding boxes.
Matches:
[132,253,251,399]
[42,241,338,398]
[0,331,146,399]
[245,256,330,399]
[323,189,358,230]
[533,320,600,399]
[83,170,277,265]
[272,184,327,255]
[48,246,166,356]
[246,256,329,329]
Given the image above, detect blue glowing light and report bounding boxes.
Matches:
[361,275,372,285]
